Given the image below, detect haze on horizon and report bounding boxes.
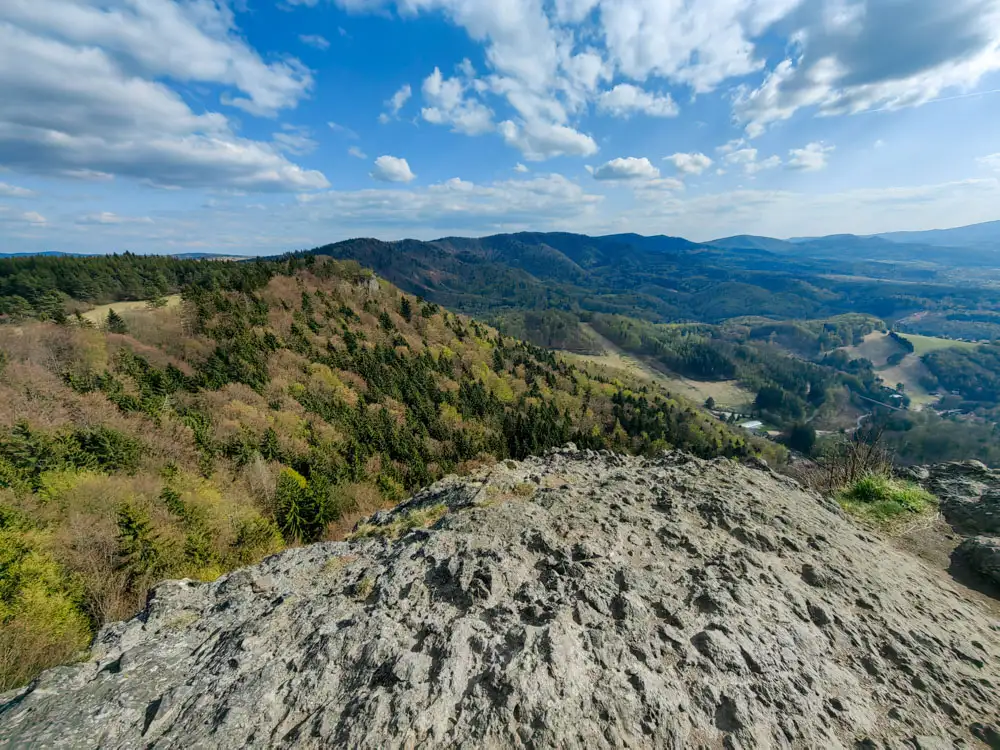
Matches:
[1,0,1000,256]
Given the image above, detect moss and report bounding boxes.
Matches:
[353,576,374,600]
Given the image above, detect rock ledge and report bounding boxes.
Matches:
[2,449,999,749]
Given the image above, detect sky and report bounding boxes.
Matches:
[1,0,1000,255]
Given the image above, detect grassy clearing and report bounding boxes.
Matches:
[837,474,936,526]
[80,295,183,324]
[896,332,978,356]
[838,331,905,368]
[564,324,754,411]
[877,355,937,408]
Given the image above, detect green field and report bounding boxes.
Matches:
[896,332,978,356]
[836,331,978,410]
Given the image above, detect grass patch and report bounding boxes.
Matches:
[347,503,448,541]
[837,473,936,525]
[512,482,536,498]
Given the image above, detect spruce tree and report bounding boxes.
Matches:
[106,308,128,334]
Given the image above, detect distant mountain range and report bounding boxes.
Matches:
[873,219,1000,248]
[2,218,997,264]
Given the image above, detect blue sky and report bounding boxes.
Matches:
[1,0,1000,255]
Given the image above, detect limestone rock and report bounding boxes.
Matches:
[2,450,999,749]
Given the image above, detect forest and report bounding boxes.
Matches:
[589,313,894,427]
[0,254,776,689]
[922,343,1000,404]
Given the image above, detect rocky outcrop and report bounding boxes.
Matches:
[912,461,1000,587]
[918,461,1000,535]
[2,449,999,749]
[956,537,1000,587]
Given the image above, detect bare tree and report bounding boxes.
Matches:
[817,423,893,490]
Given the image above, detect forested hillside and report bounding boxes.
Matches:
[0,255,773,689]
[0,253,266,322]
[309,233,1000,342]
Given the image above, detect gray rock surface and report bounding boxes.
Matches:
[922,461,1000,534]
[2,449,999,749]
[957,537,1000,587]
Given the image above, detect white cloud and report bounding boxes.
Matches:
[386,83,412,116]
[724,147,781,175]
[299,34,330,50]
[421,67,494,135]
[592,157,660,181]
[22,211,47,226]
[787,142,835,171]
[664,152,713,176]
[371,155,416,183]
[272,125,318,155]
[0,0,313,116]
[736,0,1000,135]
[301,172,601,229]
[498,120,598,161]
[597,84,678,118]
[978,153,1000,172]
[0,182,36,198]
[78,212,153,225]
[0,2,327,192]
[348,146,368,159]
[514,163,529,173]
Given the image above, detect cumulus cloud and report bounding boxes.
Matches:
[22,211,47,226]
[787,142,835,171]
[0,182,36,198]
[591,157,660,181]
[421,67,494,135]
[514,163,529,173]
[664,152,713,176]
[336,0,1000,156]
[371,155,416,182]
[299,34,330,50]
[0,2,327,192]
[597,84,678,118]
[736,0,1000,135]
[0,0,313,116]
[348,146,368,159]
[498,120,597,161]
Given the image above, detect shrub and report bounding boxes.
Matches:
[0,528,91,691]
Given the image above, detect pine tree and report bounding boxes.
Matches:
[116,503,164,587]
[275,468,313,543]
[106,308,128,334]
[399,296,412,322]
